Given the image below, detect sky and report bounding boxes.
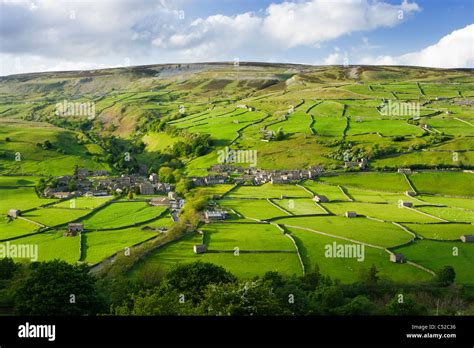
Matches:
[0,0,473,76]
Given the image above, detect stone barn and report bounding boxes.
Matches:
[204,210,227,222]
[390,253,406,263]
[345,211,357,218]
[313,195,329,203]
[460,235,474,243]
[64,223,84,237]
[399,201,413,208]
[8,209,20,218]
[193,245,207,254]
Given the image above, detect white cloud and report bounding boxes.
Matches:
[360,24,474,68]
[261,0,419,48]
[0,0,424,75]
[153,0,420,58]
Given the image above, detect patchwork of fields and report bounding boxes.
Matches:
[1,171,473,283]
[0,183,172,265]
[0,64,473,287]
[131,172,474,284]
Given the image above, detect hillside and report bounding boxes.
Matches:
[1,63,473,176]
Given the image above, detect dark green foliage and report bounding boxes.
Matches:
[170,133,212,157]
[435,266,456,287]
[199,280,282,315]
[0,258,18,280]
[386,295,428,315]
[333,295,376,315]
[14,260,106,315]
[164,261,237,303]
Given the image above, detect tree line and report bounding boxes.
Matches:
[0,258,470,316]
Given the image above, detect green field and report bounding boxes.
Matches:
[52,196,112,210]
[0,187,56,213]
[23,207,90,227]
[401,223,473,240]
[202,223,295,251]
[318,173,411,192]
[219,198,288,220]
[228,183,311,199]
[0,119,110,176]
[408,172,474,197]
[273,216,412,248]
[273,198,326,215]
[82,227,159,264]
[81,202,167,229]
[418,195,474,210]
[2,229,80,263]
[394,240,474,285]
[344,187,417,204]
[302,181,349,201]
[0,176,40,186]
[0,217,40,240]
[289,227,431,283]
[416,206,474,223]
[129,232,303,279]
[321,202,441,223]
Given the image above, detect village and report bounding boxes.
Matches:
[38,165,332,201]
[11,164,469,252]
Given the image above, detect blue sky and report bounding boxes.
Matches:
[0,0,473,75]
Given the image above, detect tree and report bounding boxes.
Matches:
[358,264,379,285]
[274,282,309,315]
[176,178,193,196]
[36,178,47,195]
[310,285,345,314]
[67,179,77,191]
[14,260,106,315]
[199,280,282,315]
[299,266,325,291]
[0,258,19,280]
[158,166,175,183]
[435,266,456,287]
[386,295,427,316]
[333,295,376,315]
[165,262,237,303]
[112,288,198,316]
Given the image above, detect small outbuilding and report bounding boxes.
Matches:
[193,244,207,254]
[399,201,413,208]
[345,211,357,218]
[405,191,417,197]
[313,195,329,203]
[460,235,474,243]
[397,168,412,174]
[8,209,20,218]
[204,210,227,222]
[390,253,406,263]
[64,223,84,237]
